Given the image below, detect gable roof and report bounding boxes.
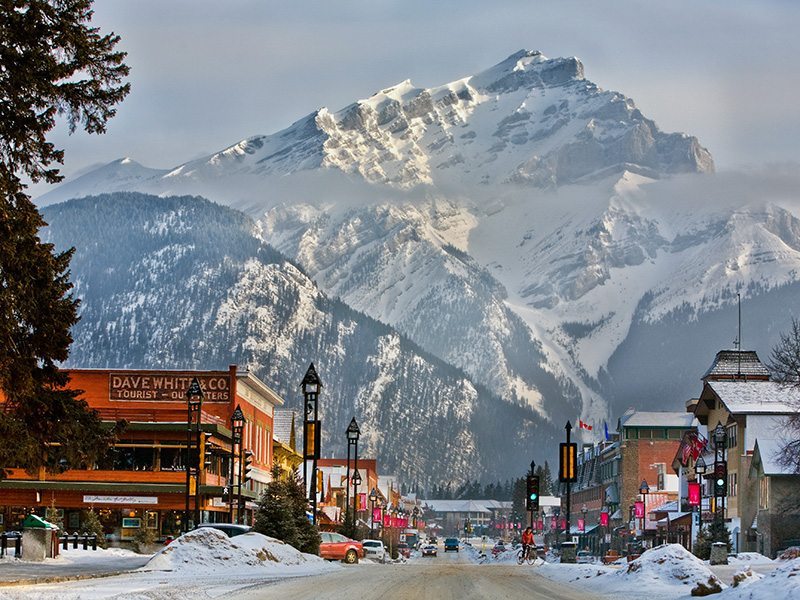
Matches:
[273,409,298,449]
[752,438,796,476]
[705,380,800,415]
[702,350,771,381]
[621,411,695,428]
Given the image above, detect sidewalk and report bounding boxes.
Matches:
[0,547,152,586]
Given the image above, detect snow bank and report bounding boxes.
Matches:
[719,557,800,600]
[613,544,724,595]
[143,528,324,573]
[728,552,773,565]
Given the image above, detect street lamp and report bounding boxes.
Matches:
[695,455,707,533]
[184,378,203,532]
[369,488,378,537]
[230,405,245,524]
[351,468,362,527]
[413,506,420,528]
[712,422,728,523]
[345,417,360,529]
[301,364,322,525]
[639,480,650,545]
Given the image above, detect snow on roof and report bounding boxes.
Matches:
[419,499,495,514]
[754,438,795,476]
[745,415,792,452]
[273,409,297,447]
[702,349,771,380]
[707,380,800,414]
[621,411,695,428]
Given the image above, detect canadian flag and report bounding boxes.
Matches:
[579,419,593,431]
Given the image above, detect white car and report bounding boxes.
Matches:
[576,550,593,564]
[361,539,387,562]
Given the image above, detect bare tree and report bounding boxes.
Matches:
[770,318,800,473]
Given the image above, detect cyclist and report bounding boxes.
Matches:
[521,526,535,559]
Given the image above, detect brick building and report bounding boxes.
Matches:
[0,366,281,541]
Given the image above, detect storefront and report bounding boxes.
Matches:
[0,366,279,541]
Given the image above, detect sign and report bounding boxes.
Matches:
[600,511,609,527]
[634,501,644,519]
[304,420,321,459]
[688,482,701,506]
[578,518,585,532]
[372,508,382,523]
[109,373,230,402]
[359,493,367,511]
[559,442,578,482]
[122,518,141,528]
[84,495,158,505]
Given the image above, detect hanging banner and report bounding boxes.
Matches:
[600,511,609,527]
[634,501,645,519]
[303,420,321,459]
[359,493,368,511]
[383,513,391,527]
[536,518,543,531]
[688,482,701,507]
[372,508,382,523]
[578,518,585,532]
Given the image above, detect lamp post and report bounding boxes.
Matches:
[230,405,245,524]
[369,488,378,537]
[301,364,322,525]
[184,378,203,532]
[352,468,362,530]
[346,417,360,529]
[694,454,707,541]
[639,480,650,546]
[413,506,420,529]
[600,507,609,557]
[581,504,588,551]
[529,460,536,529]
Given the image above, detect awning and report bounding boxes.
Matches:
[610,509,622,520]
[570,524,599,535]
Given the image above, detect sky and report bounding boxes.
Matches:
[35,0,800,195]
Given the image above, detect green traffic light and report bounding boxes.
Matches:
[529,493,537,500]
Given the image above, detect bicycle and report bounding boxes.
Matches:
[516,544,537,565]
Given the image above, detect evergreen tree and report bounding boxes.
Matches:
[0,0,129,478]
[541,461,554,495]
[81,509,107,548]
[254,465,319,554]
[692,517,731,560]
[45,497,63,530]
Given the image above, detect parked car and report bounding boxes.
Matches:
[397,542,411,558]
[491,542,507,556]
[421,544,438,557]
[576,550,593,564]
[193,523,252,538]
[319,532,364,564]
[361,539,386,562]
[444,538,460,552]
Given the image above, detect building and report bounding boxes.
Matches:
[311,458,381,529]
[0,366,281,541]
[749,437,800,557]
[272,410,302,480]
[686,349,799,552]
[567,410,694,552]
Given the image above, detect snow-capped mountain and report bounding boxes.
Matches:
[42,192,558,487]
[36,51,800,441]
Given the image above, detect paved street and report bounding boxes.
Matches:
[236,549,608,600]
[0,553,152,584]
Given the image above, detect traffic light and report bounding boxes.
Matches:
[243,450,254,484]
[714,462,727,497]
[221,486,230,504]
[526,475,540,511]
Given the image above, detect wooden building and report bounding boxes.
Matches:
[0,366,281,541]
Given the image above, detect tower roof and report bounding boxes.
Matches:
[702,350,771,381]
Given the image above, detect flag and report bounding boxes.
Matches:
[603,421,610,441]
[578,419,593,431]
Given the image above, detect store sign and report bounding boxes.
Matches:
[109,373,230,402]
[84,495,158,505]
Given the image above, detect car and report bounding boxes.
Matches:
[361,539,386,562]
[319,532,364,564]
[491,542,507,556]
[421,544,437,557]
[444,537,460,552]
[193,523,252,538]
[576,550,594,564]
[397,542,411,558]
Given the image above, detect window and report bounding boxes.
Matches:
[727,425,738,450]
[655,464,666,490]
[728,472,738,497]
[668,429,682,439]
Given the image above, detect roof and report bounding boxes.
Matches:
[706,380,800,414]
[702,350,771,380]
[753,438,795,476]
[621,411,695,428]
[421,500,493,514]
[272,409,297,448]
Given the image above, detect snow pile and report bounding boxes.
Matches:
[144,528,324,573]
[729,552,773,565]
[719,557,800,600]
[612,544,724,596]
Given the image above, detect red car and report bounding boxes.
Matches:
[397,542,411,558]
[319,532,364,564]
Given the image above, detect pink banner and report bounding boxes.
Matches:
[634,501,644,519]
[578,518,585,532]
[383,514,391,527]
[373,508,382,523]
[536,519,543,531]
[600,511,609,527]
[359,493,367,511]
[688,482,701,506]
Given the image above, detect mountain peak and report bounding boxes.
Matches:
[469,50,584,93]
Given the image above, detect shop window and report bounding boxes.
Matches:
[159,447,185,471]
[727,425,738,450]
